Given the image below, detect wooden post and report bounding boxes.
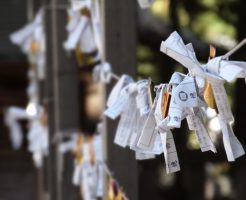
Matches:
[26,1,46,200]
[102,0,139,199]
[44,0,79,199]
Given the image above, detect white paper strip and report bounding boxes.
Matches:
[63,16,88,50]
[137,101,157,150]
[106,75,133,108]
[73,164,82,186]
[193,108,217,153]
[206,74,233,122]
[219,117,245,161]
[154,85,180,173]
[206,57,246,82]
[114,92,138,147]
[78,20,97,53]
[167,95,183,128]
[160,31,204,77]
[104,88,130,120]
[135,152,155,160]
[160,130,180,174]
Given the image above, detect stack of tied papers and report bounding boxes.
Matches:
[103,31,245,173]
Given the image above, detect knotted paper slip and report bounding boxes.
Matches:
[160,31,245,162]
[103,31,245,174]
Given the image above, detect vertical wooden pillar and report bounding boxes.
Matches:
[102,0,139,199]
[44,0,79,199]
[44,7,60,200]
[26,1,46,200]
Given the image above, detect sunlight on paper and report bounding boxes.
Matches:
[208,117,221,133]
[26,103,37,117]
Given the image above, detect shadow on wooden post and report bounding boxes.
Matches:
[102,0,139,199]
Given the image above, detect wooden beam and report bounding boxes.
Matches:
[102,0,139,199]
[44,0,79,199]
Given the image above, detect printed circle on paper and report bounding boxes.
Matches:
[178,91,188,101]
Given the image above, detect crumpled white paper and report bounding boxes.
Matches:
[59,133,104,199]
[160,31,245,161]
[4,107,29,149]
[10,9,46,80]
[154,84,180,173]
[64,1,98,54]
